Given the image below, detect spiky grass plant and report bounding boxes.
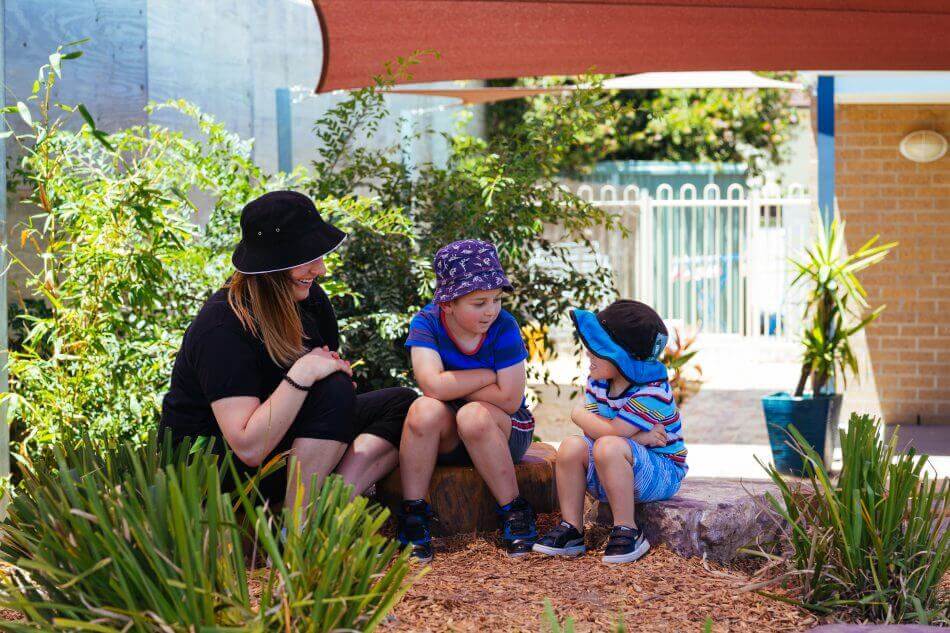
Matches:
[0,435,416,631]
[761,414,949,623]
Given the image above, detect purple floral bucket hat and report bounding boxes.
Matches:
[433,239,513,303]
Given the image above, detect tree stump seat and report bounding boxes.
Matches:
[376,442,557,535]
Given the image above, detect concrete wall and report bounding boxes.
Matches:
[4,0,481,284]
[836,103,950,425]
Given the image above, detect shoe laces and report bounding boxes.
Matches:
[500,500,534,537]
[399,504,436,543]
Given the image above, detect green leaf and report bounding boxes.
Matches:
[49,52,62,77]
[76,103,96,129]
[16,101,33,127]
[92,129,115,152]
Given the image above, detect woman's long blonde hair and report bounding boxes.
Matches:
[227,271,306,367]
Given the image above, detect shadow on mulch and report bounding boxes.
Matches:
[383,513,818,633]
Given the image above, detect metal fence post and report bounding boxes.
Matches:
[0,0,9,497]
[275,87,293,173]
[638,189,654,306]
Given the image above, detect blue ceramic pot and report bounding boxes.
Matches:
[761,392,843,475]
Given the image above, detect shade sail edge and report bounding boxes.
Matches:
[313,0,950,93]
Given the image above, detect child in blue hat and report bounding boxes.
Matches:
[534,300,687,564]
[397,239,537,562]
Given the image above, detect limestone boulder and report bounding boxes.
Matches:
[586,476,786,563]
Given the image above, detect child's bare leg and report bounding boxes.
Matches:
[555,435,590,529]
[400,396,459,499]
[592,436,637,528]
[455,401,518,505]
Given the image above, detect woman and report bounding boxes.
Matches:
[159,190,416,507]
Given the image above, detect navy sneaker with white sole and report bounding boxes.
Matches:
[497,496,538,557]
[602,525,650,564]
[397,499,435,563]
[533,521,586,557]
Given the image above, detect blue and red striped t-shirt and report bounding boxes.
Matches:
[584,378,688,470]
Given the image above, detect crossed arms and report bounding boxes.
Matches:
[410,347,525,414]
[571,405,668,447]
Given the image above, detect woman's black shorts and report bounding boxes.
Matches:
[210,373,416,503]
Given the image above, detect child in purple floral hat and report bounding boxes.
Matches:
[397,239,537,562]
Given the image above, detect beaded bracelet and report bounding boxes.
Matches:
[282,374,309,392]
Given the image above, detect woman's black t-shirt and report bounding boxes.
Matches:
[159,284,339,442]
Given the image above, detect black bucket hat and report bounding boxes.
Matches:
[231,191,347,274]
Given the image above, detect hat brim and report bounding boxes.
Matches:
[433,270,514,303]
[571,309,668,384]
[231,226,347,275]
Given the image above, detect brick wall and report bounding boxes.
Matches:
[836,104,949,425]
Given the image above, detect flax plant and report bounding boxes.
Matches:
[761,414,949,623]
[0,435,416,631]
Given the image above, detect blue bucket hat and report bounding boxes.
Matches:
[571,300,669,384]
[433,239,513,303]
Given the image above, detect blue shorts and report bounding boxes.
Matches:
[582,435,686,503]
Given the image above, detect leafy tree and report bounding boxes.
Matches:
[306,62,622,390]
[487,73,801,178]
[1,47,402,460]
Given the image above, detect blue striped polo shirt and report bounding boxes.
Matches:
[585,378,688,470]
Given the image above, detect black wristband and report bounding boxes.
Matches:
[282,374,309,392]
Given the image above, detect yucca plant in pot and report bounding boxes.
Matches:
[762,216,895,475]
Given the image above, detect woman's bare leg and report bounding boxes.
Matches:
[285,437,348,514]
[336,433,398,496]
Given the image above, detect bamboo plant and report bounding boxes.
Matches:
[791,217,896,396]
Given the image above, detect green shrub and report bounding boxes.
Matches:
[0,434,415,631]
[761,414,949,623]
[1,45,276,459]
[306,58,622,390]
[1,47,408,460]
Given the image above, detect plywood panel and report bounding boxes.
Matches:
[5,0,147,132]
[145,0,254,139]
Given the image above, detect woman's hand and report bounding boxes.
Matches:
[289,347,352,385]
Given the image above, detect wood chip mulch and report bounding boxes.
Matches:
[383,514,818,633]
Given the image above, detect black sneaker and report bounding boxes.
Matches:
[602,525,650,564]
[397,499,435,563]
[533,521,586,557]
[497,496,538,557]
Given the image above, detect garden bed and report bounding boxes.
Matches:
[382,514,819,632]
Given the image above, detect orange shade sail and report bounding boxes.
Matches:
[311,0,950,93]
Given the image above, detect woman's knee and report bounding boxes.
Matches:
[592,435,631,464]
[405,396,452,435]
[455,402,500,440]
[557,435,589,464]
[307,371,356,411]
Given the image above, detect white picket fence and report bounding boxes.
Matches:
[567,182,813,339]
